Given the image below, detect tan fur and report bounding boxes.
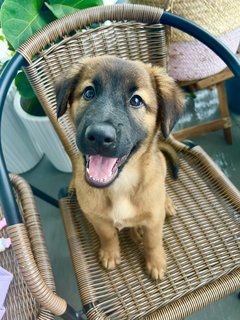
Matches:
[57,56,184,280]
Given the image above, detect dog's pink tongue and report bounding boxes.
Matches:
[88,155,118,180]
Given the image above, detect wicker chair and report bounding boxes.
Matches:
[0,4,240,320]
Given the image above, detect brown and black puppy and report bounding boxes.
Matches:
[56,56,184,280]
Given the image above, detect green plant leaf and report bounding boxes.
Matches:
[20,96,46,116]
[15,71,36,99]
[1,0,55,49]
[45,0,103,18]
[15,71,46,116]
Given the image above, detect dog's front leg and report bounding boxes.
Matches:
[143,219,166,280]
[94,221,121,270]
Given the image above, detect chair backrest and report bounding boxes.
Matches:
[19,4,166,163]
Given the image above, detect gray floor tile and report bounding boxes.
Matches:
[232,112,240,128]
[186,292,240,320]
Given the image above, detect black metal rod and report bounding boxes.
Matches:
[0,53,28,225]
[30,184,59,208]
[160,11,240,79]
[61,304,86,320]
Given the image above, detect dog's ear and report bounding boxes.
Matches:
[55,65,83,118]
[150,66,185,138]
[55,76,76,118]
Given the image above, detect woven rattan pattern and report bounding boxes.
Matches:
[0,176,54,320]
[17,4,163,63]
[60,140,240,319]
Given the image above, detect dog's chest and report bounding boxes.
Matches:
[107,165,142,230]
[110,196,137,230]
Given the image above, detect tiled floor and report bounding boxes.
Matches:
[20,95,240,319]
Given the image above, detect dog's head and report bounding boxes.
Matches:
[55,56,184,188]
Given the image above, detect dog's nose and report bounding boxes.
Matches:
[85,123,117,153]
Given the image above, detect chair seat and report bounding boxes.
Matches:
[59,138,240,319]
[0,176,54,320]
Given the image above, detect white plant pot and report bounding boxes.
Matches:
[14,92,72,173]
[2,86,43,174]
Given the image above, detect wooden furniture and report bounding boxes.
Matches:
[174,68,234,144]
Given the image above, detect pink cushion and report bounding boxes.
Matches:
[168,28,240,81]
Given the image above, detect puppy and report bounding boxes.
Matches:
[56,56,184,280]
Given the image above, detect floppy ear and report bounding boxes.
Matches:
[150,66,185,138]
[55,65,83,118]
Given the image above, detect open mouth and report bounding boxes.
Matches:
[85,153,129,188]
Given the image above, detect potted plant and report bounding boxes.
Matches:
[1,0,116,173]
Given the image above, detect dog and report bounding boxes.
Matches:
[56,56,184,280]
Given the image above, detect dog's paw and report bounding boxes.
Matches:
[129,227,144,244]
[99,249,121,270]
[146,256,167,280]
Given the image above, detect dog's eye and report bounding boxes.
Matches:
[130,95,144,108]
[83,86,95,100]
